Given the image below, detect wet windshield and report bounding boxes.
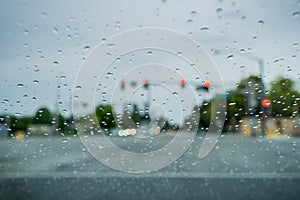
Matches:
[1,0,300,199]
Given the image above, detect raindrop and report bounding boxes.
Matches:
[24,30,29,35]
[292,11,300,18]
[147,51,152,55]
[190,11,197,17]
[216,8,223,13]
[257,20,264,26]
[52,27,58,34]
[17,83,24,87]
[200,27,210,32]
[33,80,39,84]
[227,54,234,60]
[84,46,90,51]
[41,12,47,18]
[187,19,193,24]
[274,59,280,63]
[14,113,21,117]
[53,61,59,65]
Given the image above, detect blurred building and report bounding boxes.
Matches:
[27,124,53,136]
[240,117,300,137]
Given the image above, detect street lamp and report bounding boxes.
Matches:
[212,49,267,136]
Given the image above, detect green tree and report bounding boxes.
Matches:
[268,77,300,117]
[9,116,31,132]
[199,101,211,130]
[224,92,246,131]
[32,107,52,124]
[95,104,117,131]
[236,75,262,116]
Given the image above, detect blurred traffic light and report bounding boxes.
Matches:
[143,79,149,89]
[203,81,211,89]
[120,79,125,90]
[180,78,186,88]
[262,98,271,108]
[196,81,211,91]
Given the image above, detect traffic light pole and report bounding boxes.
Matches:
[213,49,267,136]
[258,59,267,136]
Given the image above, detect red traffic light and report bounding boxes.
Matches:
[262,98,271,108]
[120,79,125,90]
[180,78,186,87]
[203,81,211,89]
[143,79,149,89]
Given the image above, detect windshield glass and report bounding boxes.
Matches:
[1,0,300,199]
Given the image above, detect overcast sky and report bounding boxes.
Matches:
[0,0,300,118]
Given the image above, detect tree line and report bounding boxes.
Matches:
[1,76,299,136]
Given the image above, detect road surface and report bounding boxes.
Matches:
[1,132,300,199]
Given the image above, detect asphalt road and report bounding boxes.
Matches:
[1,132,300,200]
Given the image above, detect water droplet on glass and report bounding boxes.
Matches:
[33,80,39,84]
[41,12,47,18]
[14,113,21,117]
[216,8,223,13]
[52,27,58,34]
[187,19,193,24]
[190,11,197,17]
[84,46,90,51]
[24,30,29,35]
[258,20,264,26]
[227,54,234,60]
[53,61,59,65]
[17,83,24,87]
[292,11,300,18]
[200,27,210,32]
